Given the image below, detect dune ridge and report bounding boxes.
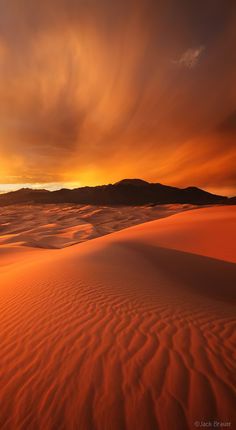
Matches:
[0,206,235,430]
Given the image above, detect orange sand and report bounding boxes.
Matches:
[0,203,194,249]
[0,206,235,430]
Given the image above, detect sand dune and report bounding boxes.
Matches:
[0,206,235,430]
[0,203,194,249]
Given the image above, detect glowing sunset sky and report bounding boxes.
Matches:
[0,0,235,194]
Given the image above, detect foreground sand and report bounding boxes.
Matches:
[0,206,235,430]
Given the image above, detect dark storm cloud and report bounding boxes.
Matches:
[218,110,236,134]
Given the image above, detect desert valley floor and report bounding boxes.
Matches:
[0,204,235,430]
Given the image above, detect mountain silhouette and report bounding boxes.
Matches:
[0,179,232,206]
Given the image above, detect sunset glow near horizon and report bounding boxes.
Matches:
[0,1,236,196]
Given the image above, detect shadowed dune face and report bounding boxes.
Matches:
[0,206,235,429]
[119,205,236,263]
[103,242,236,304]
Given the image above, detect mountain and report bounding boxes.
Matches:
[0,179,231,206]
[114,179,150,186]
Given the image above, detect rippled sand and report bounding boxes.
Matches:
[0,205,235,430]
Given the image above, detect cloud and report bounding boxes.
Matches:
[0,0,235,195]
[218,109,236,134]
[174,46,205,69]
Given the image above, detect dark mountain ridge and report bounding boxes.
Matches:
[0,179,232,206]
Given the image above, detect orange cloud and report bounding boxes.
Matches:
[0,0,235,195]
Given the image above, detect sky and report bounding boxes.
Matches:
[0,0,236,195]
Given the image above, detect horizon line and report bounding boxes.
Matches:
[0,180,234,198]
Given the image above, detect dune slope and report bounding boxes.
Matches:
[0,206,235,430]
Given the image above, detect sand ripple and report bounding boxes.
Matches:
[0,206,235,429]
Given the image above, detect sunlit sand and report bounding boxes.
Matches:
[0,205,235,429]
